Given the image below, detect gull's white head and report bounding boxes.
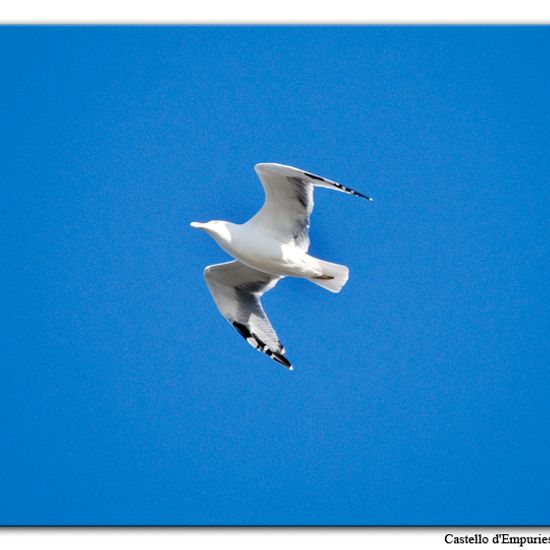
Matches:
[190,220,219,232]
[190,221,208,230]
[190,220,232,242]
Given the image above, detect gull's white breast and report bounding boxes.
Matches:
[217,223,320,278]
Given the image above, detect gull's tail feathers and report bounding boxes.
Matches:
[309,260,349,293]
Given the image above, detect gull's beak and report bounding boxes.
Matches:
[190,221,205,229]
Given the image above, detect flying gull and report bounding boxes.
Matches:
[190,163,373,370]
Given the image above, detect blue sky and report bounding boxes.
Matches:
[2,26,549,525]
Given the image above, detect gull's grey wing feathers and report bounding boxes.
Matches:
[204,260,291,369]
[247,163,372,252]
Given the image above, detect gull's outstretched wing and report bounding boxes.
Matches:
[204,260,291,369]
[247,163,372,251]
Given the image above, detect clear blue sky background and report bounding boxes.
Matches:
[2,26,549,525]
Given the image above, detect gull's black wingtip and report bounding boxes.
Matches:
[351,188,374,201]
[232,320,293,370]
[302,170,372,202]
[358,192,374,202]
[272,352,293,370]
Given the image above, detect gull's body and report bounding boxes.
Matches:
[191,163,372,369]
[192,221,327,279]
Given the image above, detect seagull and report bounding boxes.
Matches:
[190,163,373,370]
